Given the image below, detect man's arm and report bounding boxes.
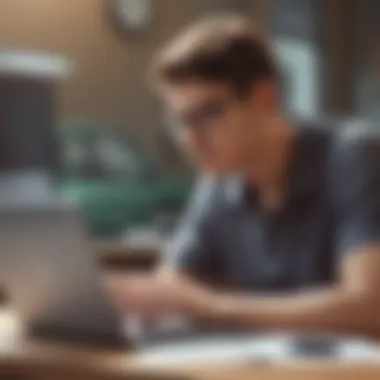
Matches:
[154,245,380,335]
[107,175,224,316]
[201,246,380,334]
[155,131,380,335]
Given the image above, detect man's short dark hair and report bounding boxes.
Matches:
[151,14,278,97]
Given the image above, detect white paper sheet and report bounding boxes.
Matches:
[136,334,380,366]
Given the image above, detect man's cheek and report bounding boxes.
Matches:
[216,135,238,161]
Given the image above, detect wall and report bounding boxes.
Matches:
[0,0,266,171]
[354,0,380,119]
[322,0,357,115]
[269,0,322,117]
[269,0,361,117]
[0,0,201,171]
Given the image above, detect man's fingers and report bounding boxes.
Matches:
[109,280,159,314]
[105,275,188,316]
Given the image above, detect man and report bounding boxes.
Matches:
[110,15,380,335]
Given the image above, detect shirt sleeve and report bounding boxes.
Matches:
[332,129,380,255]
[163,176,223,281]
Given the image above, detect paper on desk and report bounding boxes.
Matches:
[136,335,380,366]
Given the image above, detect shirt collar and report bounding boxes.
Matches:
[226,126,325,209]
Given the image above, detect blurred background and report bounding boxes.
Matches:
[0,0,379,256]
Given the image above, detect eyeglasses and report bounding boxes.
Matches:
[165,97,232,137]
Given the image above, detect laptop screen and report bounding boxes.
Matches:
[0,75,58,174]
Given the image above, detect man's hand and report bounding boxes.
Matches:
[106,272,215,319]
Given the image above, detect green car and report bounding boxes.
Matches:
[57,121,192,237]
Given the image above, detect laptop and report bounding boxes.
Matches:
[0,201,130,347]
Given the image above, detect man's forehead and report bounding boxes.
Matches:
[161,80,230,109]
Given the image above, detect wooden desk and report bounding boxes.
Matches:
[1,310,380,380]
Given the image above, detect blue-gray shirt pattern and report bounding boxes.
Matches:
[166,121,380,292]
